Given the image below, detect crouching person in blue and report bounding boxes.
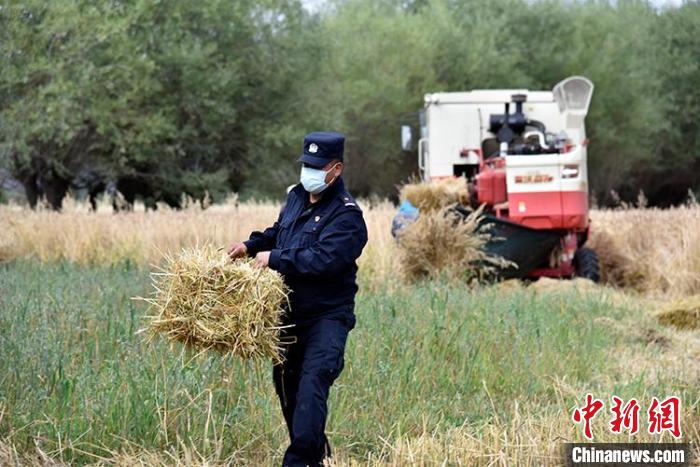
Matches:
[228,131,368,467]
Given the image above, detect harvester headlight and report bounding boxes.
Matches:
[561,164,579,179]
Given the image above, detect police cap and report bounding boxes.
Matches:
[298,131,345,168]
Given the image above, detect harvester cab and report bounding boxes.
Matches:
[399,76,599,281]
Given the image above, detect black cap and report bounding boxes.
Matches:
[298,131,345,168]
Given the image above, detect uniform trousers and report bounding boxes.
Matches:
[273,317,351,467]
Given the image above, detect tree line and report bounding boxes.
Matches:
[1,0,698,209]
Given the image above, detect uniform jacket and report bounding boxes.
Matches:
[244,176,368,327]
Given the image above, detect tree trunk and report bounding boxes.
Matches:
[21,173,40,209]
[42,172,70,211]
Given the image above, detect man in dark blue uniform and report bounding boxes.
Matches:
[228,131,368,467]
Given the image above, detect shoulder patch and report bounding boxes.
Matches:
[337,191,361,211]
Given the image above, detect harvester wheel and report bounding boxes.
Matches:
[573,247,600,283]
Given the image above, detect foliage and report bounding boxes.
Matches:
[0,0,699,204]
[0,0,308,201]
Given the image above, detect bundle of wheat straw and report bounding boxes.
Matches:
[399,178,469,212]
[138,246,290,362]
[656,296,700,330]
[396,206,510,282]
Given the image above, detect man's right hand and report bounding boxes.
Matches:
[227,241,248,260]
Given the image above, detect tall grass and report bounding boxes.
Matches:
[0,199,401,292]
[589,203,700,297]
[2,261,696,465]
[2,199,700,295]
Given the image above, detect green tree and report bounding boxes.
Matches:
[0,0,310,206]
[645,1,700,204]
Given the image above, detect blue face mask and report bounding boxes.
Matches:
[300,163,339,194]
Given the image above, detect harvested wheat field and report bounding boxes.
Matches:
[1,198,699,466]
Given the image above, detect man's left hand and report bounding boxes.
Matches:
[255,251,271,268]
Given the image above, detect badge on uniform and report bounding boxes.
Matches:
[315,216,320,222]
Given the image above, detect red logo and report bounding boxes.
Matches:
[648,396,682,438]
[572,393,605,439]
[572,395,682,440]
[609,397,640,435]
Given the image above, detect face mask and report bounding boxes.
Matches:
[300,163,339,194]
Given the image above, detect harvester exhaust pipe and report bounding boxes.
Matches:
[497,102,513,156]
[513,93,547,135]
[512,93,526,114]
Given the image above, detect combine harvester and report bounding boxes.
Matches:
[399,76,600,281]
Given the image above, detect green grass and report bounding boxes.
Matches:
[0,261,689,464]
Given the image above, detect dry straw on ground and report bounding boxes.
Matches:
[396,206,510,282]
[137,246,290,363]
[399,177,469,212]
[656,296,700,330]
